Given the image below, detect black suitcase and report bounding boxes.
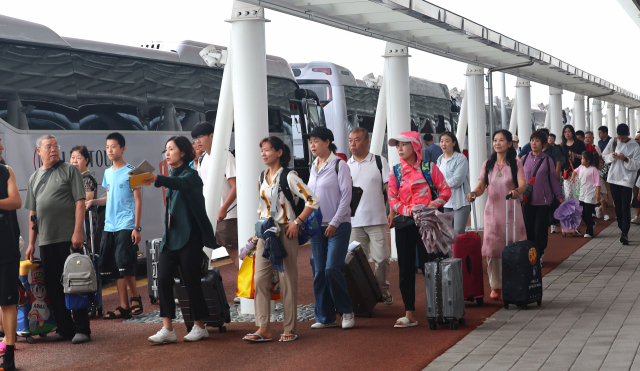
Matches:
[502,196,542,310]
[174,267,230,333]
[146,239,161,304]
[343,245,382,317]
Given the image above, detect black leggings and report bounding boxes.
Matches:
[523,204,550,253]
[158,226,209,321]
[580,201,596,236]
[395,223,441,312]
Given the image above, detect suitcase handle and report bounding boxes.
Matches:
[470,197,478,233]
[505,194,517,245]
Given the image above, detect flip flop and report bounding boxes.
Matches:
[242,333,272,342]
[279,333,298,342]
[394,317,418,328]
[0,342,6,355]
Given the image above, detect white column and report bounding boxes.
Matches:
[384,42,411,260]
[549,87,563,137]
[204,49,234,260]
[370,61,387,156]
[543,99,550,129]
[636,110,640,135]
[592,99,603,131]
[508,93,518,134]
[618,106,627,126]
[456,87,468,149]
[573,94,585,132]
[607,103,616,135]
[629,109,635,135]
[500,72,508,130]
[516,78,532,143]
[466,64,487,229]
[229,1,270,305]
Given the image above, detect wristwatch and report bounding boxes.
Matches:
[293,219,301,227]
[134,226,142,232]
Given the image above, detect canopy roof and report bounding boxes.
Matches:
[244,0,640,107]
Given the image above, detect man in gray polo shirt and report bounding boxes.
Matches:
[347,128,392,305]
[24,134,91,344]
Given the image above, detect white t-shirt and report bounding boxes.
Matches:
[198,151,237,220]
[348,153,389,228]
[574,165,601,204]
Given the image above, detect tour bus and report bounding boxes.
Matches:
[0,15,321,257]
[290,61,457,159]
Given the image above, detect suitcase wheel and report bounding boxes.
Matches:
[476,298,484,307]
[450,322,459,330]
[537,300,542,307]
[26,336,34,344]
[367,313,374,318]
[150,297,158,305]
[521,303,528,310]
[219,326,226,333]
[504,303,509,310]
[428,321,437,330]
[458,318,466,326]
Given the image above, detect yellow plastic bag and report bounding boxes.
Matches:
[236,249,256,299]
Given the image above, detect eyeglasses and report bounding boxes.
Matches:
[193,135,207,142]
[40,145,61,151]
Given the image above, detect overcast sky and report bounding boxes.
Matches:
[2,0,638,116]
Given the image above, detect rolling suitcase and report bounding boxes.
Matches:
[343,245,382,317]
[502,195,542,310]
[425,258,465,330]
[174,267,230,333]
[452,200,484,306]
[17,260,57,344]
[146,238,162,304]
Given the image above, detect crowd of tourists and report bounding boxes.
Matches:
[1,118,639,369]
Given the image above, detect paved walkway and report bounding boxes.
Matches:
[425,222,640,371]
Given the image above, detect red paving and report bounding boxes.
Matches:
[11,209,617,371]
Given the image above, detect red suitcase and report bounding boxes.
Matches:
[452,200,484,306]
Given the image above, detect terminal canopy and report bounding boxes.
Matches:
[245,0,640,106]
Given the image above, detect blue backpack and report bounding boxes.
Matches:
[393,161,438,200]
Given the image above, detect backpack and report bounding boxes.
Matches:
[393,161,438,200]
[260,168,306,217]
[62,247,98,294]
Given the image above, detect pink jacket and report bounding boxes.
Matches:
[389,131,452,216]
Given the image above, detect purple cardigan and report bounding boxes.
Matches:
[522,152,563,205]
[308,157,352,227]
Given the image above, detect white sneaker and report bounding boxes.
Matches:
[584,234,593,238]
[382,293,394,306]
[632,216,640,225]
[595,209,602,219]
[550,225,557,234]
[183,324,209,342]
[233,297,241,304]
[342,313,355,329]
[604,215,611,221]
[311,322,338,329]
[148,327,177,344]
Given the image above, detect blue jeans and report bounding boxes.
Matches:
[310,223,353,324]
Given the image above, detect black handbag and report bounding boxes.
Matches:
[393,215,415,230]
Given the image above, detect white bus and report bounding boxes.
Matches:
[0,15,321,257]
[289,61,457,159]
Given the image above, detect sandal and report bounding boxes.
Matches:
[394,317,418,328]
[279,333,298,342]
[0,342,5,355]
[242,333,272,342]
[130,296,144,316]
[104,306,132,320]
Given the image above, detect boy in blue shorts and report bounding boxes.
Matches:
[87,132,143,319]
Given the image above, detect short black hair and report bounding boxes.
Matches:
[598,126,608,134]
[617,124,630,136]
[539,128,550,135]
[191,122,214,139]
[423,133,434,142]
[549,133,556,139]
[106,132,125,148]
[530,130,548,144]
[575,130,585,138]
[71,145,91,165]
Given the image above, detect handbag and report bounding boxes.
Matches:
[236,248,281,300]
[521,155,548,205]
[393,214,415,230]
[255,172,281,239]
[298,208,323,245]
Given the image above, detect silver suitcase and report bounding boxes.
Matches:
[425,258,466,330]
[146,238,162,305]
